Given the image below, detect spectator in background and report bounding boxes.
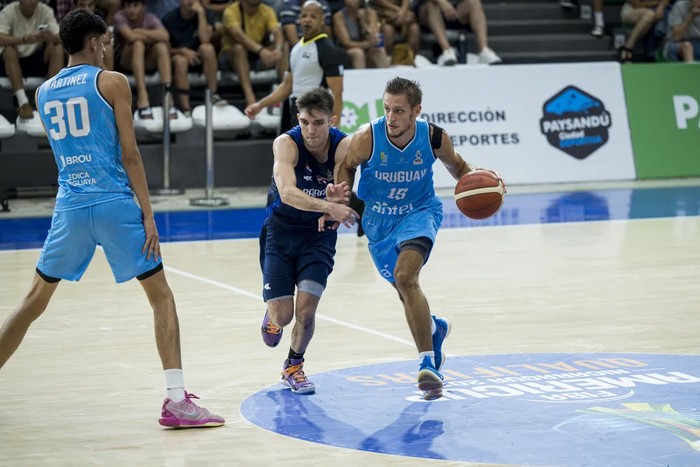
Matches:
[162,0,227,117]
[372,0,421,61]
[416,0,501,65]
[244,0,343,130]
[220,0,285,107]
[113,0,174,119]
[664,0,700,62]
[617,0,670,62]
[333,0,389,68]
[0,0,64,120]
[279,0,331,45]
[72,0,114,70]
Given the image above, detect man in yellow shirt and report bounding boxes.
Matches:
[220,0,285,106]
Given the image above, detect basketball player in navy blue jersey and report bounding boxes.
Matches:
[0,9,224,428]
[259,87,359,394]
[336,77,492,400]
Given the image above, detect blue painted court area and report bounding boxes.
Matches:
[241,353,700,466]
[1,184,699,250]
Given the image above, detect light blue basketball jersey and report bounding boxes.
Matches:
[357,116,444,283]
[36,64,132,211]
[358,116,441,215]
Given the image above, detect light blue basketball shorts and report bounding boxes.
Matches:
[37,197,162,283]
[362,205,443,283]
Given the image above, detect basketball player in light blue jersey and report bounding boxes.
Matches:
[337,77,496,400]
[0,9,224,428]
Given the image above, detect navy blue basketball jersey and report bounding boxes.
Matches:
[266,125,347,230]
[358,116,441,216]
[36,64,132,211]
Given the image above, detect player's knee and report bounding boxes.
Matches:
[393,268,419,292]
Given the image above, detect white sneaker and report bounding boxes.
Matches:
[591,25,604,37]
[477,47,502,65]
[436,48,457,66]
[413,54,436,68]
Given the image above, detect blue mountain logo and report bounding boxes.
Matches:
[540,86,612,159]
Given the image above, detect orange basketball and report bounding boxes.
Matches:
[454,169,505,220]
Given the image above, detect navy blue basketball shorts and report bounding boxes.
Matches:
[259,220,337,302]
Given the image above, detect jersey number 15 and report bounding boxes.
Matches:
[43,97,90,140]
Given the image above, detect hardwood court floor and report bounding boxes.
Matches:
[0,184,699,466]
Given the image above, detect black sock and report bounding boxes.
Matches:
[288,349,304,361]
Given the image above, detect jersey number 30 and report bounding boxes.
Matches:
[44,97,90,140]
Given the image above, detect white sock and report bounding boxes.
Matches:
[594,12,604,27]
[15,89,28,107]
[430,317,437,335]
[418,350,436,367]
[164,368,186,402]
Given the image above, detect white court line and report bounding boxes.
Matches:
[165,265,415,347]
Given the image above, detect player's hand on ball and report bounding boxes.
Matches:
[475,167,506,193]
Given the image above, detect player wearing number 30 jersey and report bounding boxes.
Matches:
[37,65,133,212]
[36,61,154,282]
[0,9,224,428]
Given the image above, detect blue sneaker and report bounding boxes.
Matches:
[418,356,444,400]
[431,316,451,371]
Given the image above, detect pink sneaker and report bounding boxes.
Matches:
[159,392,225,428]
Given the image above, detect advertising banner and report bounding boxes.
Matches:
[341,63,636,188]
[622,64,700,179]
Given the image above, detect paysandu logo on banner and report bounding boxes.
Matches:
[540,86,612,159]
[241,353,700,466]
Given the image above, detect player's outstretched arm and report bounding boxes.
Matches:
[273,135,358,227]
[245,72,292,119]
[99,70,161,261]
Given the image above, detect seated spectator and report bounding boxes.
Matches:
[0,0,64,120]
[113,0,174,119]
[618,0,670,62]
[220,0,285,107]
[416,0,501,65]
[371,0,420,59]
[332,0,389,68]
[72,0,114,70]
[279,0,331,46]
[663,0,700,62]
[163,0,226,117]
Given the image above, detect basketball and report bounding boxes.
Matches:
[454,169,505,220]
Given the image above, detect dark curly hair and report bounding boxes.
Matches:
[59,9,107,55]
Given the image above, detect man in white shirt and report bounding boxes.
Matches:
[0,0,64,119]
